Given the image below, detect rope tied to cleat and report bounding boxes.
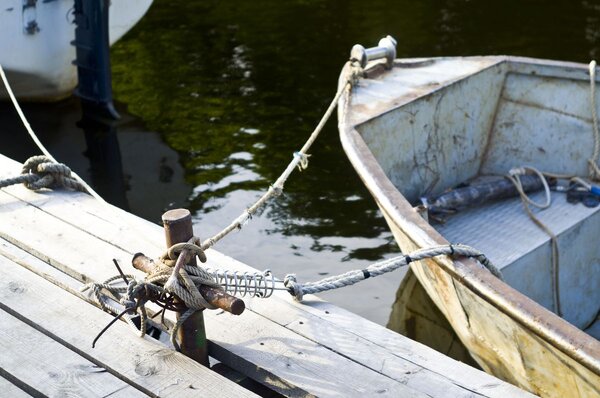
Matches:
[83,237,223,350]
[83,240,503,346]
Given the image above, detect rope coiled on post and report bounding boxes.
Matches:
[0,155,88,193]
[82,237,221,350]
[78,59,365,348]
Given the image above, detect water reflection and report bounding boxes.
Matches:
[0,98,191,223]
[79,114,129,210]
[105,0,600,323]
[5,0,600,325]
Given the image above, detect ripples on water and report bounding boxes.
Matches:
[2,0,600,324]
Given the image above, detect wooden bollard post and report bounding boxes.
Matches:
[162,209,209,366]
[132,253,246,315]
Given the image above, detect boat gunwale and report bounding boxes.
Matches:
[337,55,600,376]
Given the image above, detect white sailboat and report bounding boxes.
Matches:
[0,0,152,101]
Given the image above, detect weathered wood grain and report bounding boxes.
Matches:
[0,375,34,398]
[0,309,148,398]
[0,153,528,397]
[195,249,531,397]
[0,233,491,397]
[0,232,424,398]
[0,255,258,398]
[0,191,424,397]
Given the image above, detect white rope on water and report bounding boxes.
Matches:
[0,65,105,203]
[199,61,363,251]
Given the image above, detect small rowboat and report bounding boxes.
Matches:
[338,40,600,397]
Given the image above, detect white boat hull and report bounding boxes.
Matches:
[0,0,152,101]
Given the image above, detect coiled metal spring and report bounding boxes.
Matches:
[207,269,287,298]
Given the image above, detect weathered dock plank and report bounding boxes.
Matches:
[0,376,33,398]
[0,309,147,398]
[0,254,258,398]
[203,253,532,397]
[0,153,532,397]
[0,188,426,397]
[0,208,424,397]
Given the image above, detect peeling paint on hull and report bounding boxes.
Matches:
[339,56,600,397]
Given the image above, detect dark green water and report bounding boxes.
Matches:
[3,0,600,324]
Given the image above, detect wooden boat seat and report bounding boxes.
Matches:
[435,187,600,332]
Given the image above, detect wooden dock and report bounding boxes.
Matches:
[0,153,532,397]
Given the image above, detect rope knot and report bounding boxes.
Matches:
[284,274,304,301]
[163,239,207,264]
[348,60,364,86]
[270,184,283,197]
[120,297,137,311]
[20,155,87,192]
[508,167,526,177]
[293,151,311,171]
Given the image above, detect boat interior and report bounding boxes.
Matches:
[353,57,600,339]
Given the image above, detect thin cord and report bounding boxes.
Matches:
[0,64,106,203]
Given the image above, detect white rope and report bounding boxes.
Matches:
[284,244,502,301]
[507,166,552,209]
[0,64,105,203]
[506,166,561,316]
[588,60,600,181]
[199,61,363,251]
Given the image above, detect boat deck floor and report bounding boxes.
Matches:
[434,189,598,270]
[434,187,600,330]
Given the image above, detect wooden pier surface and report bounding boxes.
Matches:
[0,153,532,397]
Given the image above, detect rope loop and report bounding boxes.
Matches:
[283,274,303,301]
[348,60,365,86]
[85,237,224,348]
[589,60,600,181]
[507,166,552,209]
[294,151,311,171]
[163,239,207,264]
[7,155,88,192]
[506,166,561,315]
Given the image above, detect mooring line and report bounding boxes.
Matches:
[0,64,105,203]
[199,61,363,252]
